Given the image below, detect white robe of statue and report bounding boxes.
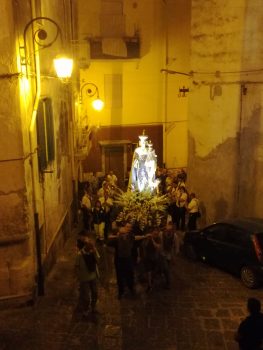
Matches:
[129,134,158,193]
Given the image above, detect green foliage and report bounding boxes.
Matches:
[114,189,170,232]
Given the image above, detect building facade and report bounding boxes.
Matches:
[76,0,263,224]
[0,0,75,300]
[1,0,263,301]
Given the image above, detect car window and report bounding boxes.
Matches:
[223,226,248,247]
[204,224,228,242]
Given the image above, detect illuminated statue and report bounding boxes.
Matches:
[129,132,158,193]
[146,140,157,190]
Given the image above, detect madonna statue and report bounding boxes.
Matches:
[129,132,158,193]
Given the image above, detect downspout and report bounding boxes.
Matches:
[29,0,44,296]
[162,0,168,168]
[235,84,245,217]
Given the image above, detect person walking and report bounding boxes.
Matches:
[108,222,147,299]
[75,239,100,316]
[81,188,92,232]
[108,223,136,299]
[235,297,263,350]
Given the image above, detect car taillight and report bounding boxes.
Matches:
[252,234,263,262]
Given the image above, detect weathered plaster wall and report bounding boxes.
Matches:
[187,0,263,223]
[238,85,263,218]
[0,0,74,300]
[0,2,25,234]
[0,0,34,298]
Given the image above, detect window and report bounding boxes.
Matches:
[205,224,228,242]
[36,98,55,172]
[224,227,248,247]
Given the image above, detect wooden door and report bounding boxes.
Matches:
[105,146,124,188]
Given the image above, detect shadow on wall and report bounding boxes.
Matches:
[187,132,236,224]
[214,196,228,222]
[199,196,228,228]
[237,102,262,217]
[198,201,206,227]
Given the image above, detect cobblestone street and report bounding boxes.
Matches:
[0,230,263,350]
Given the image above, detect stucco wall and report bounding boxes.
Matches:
[187,0,263,223]
[238,85,263,218]
[0,0,34,298]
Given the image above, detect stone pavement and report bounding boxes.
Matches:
[0,229,263,350]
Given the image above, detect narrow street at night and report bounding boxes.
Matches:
[2,2,263,349]
[1,229,262,350]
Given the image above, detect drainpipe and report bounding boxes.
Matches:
[162,0,168,168]
[235,84,245,217]
[29,0,44,296]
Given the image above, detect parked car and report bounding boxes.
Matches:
[182,218,263,288]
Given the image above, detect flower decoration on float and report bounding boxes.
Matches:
[114,189,169,233]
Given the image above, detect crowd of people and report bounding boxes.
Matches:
[75,231,263,348]
[156,167,201,231]
[75,170,263,348]
[80,171,117,242]
[75,220,179,315]
[77,167,200,310]
[80,167,201,243]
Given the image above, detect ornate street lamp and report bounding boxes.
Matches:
[79,82,104,111]
[20,16,73,80]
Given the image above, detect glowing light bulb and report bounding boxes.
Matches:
[53,56,73,79]
[92,98,104,111]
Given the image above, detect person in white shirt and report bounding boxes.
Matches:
[107,171,118,187]
[176,186,188,230]
[97,181,109,198]
[187,192,200,230]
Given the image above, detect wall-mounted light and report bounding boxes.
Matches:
[79,82,104,111]
[20,16,73,80]
[53,56,73,79]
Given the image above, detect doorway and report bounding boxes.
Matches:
[105,146,124,188]
[99,140,132,190]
